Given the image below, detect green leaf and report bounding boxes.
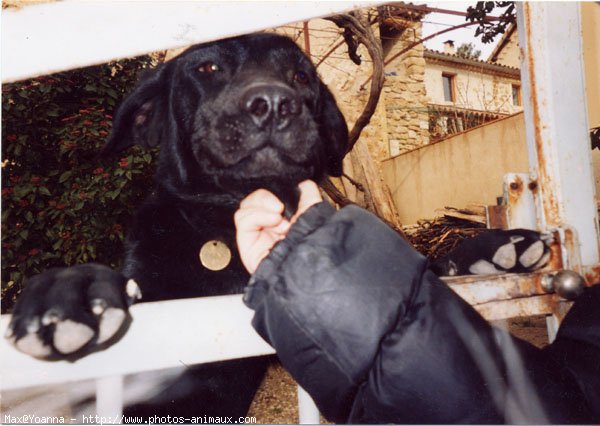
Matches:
[14,186,33,198]
[38,187,52,196]
[1,55,154,311]
[59,171,72,183]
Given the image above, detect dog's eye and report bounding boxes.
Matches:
[294,70,309,84]
[198,62,221,74]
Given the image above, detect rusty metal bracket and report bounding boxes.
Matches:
[443,262,600,322]
[516,2,599,265]
[444,271,567,321]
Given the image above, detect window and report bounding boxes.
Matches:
[512,84,521,106]
[442,73,455,102]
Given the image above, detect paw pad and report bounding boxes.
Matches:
[53,320,95,354]
[97,308,126,343]
[15,333,52,358]
[518,240,544,268]
[468,259,503,275]
[469,230,551,274]
[491,243,517,269]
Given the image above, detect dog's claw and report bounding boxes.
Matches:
[91,299,107,316]
[126,279,142,303]
[42,308,63,326]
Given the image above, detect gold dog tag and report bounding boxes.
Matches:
[199,240,232,271]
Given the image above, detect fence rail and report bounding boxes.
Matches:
[1,1,369,83]
[0,295,274,391]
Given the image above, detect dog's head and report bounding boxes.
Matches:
[105,33,348,211]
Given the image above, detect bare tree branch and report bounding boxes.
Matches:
[320,178,355,207]
[342,172,365,192]
[326,12,385,151]
[318,11,384,210]
[322,10,404,232]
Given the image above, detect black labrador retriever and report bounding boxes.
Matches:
[7,32,347,418]
[6,32,549,418]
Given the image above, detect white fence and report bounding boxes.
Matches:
[1,296,272,391]
[1,1,372,83]
[0,296,276,419]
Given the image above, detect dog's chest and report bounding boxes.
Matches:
[127,203,249,299]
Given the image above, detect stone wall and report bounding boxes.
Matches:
[382,22,430,157]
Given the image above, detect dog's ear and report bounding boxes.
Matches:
[103,65,170,154]
[317,82,348,177]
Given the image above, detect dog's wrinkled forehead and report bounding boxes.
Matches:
[178,33,314,77]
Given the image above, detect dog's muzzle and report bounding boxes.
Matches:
[240,82,301,131]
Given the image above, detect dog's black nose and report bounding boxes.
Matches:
[241,83,301,130]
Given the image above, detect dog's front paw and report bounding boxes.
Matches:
[5,263,141,359]
[430,229,552,276]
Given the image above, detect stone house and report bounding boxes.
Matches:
[382,2,600,225]
[423,43,522,144]
[383,6,525,152]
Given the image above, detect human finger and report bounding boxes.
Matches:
[292,180,323,222]
[239,188,284,214]
[234,206,286,235]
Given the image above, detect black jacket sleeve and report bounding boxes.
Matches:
[243,202,599,424]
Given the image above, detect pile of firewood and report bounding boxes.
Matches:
[404,206,487,261]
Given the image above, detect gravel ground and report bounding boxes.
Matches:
[504,314,550,348]
[247,361,300,424]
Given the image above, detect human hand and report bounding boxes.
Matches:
[234,180,323,274]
